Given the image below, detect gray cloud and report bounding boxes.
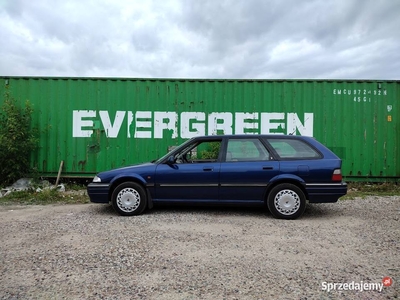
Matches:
[0,0,398,79]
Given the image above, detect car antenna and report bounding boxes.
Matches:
[289,128,297,135]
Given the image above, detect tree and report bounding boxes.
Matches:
[0,95,38,185]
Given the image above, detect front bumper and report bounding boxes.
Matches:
[87,183,111,203]
[305,182,347,203]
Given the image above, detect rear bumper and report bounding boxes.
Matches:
[305,182,347,203]
[87,183,111,203]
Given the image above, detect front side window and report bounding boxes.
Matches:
[175,140,222,163]
[266,138,321,159]
[225,138,270,162]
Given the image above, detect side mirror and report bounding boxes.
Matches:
[167,155,175,165]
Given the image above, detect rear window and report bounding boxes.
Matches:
[266,138,321,159]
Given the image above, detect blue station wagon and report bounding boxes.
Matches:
[87,135,347,219]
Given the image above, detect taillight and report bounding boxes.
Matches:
[332,169,342,181]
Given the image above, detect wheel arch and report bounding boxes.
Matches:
[108,176,153,208]
[264,177,308,203]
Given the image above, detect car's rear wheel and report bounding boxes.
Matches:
[267,183,306,219]
[111,182,147,216]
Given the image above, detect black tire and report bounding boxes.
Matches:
[111,182,147,216]
[267,183,306,219]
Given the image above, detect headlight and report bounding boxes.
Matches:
[92,176,101,183]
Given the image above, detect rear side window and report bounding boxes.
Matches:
[226,138,270,161]
[267,138,321,159]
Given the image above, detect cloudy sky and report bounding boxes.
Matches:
[0,0,399,79]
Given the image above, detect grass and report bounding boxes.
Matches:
[342,182,400,200]
[0,184,89,205]
[0,182,399,206]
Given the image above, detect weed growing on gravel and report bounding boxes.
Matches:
[0,186,89,205]
[342,182,400,199]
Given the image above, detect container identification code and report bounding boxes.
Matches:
[333,88,387,103]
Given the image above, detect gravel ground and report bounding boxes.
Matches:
[0,196,399,300]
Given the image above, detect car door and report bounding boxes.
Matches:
[154,139,222,202]
[219,137,280,202]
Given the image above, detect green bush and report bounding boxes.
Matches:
[200,142,221,159]
[0,95,38,185]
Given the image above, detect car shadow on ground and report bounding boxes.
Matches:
[91,202,343,220]
[92,203,269,218]
[150,205,269,218]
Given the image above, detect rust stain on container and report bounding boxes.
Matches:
[78,160,86,171]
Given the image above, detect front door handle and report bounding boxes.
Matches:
[203,167,213,171]
[263,166,274,170]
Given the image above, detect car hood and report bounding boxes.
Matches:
[96,162,156,182]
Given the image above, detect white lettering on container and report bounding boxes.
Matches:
[181,112,206,138]
[208,113,233,135]
[235,113,258,134]
[154,112,178,139]
[72,111,314,138]
[72,110,96,137]
[99,111,125,138]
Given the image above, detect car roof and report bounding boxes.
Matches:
[191,134,313,140]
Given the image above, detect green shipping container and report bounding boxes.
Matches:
[0,77,399,181]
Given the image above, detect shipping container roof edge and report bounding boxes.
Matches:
[1,76,399,83]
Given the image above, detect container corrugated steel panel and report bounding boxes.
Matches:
[0,77,398,181]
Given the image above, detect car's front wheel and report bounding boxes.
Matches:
[111,182,147,216]
[267,183,306,219]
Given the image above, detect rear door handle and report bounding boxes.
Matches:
[203,167,213,171]
[263,166,274,170]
